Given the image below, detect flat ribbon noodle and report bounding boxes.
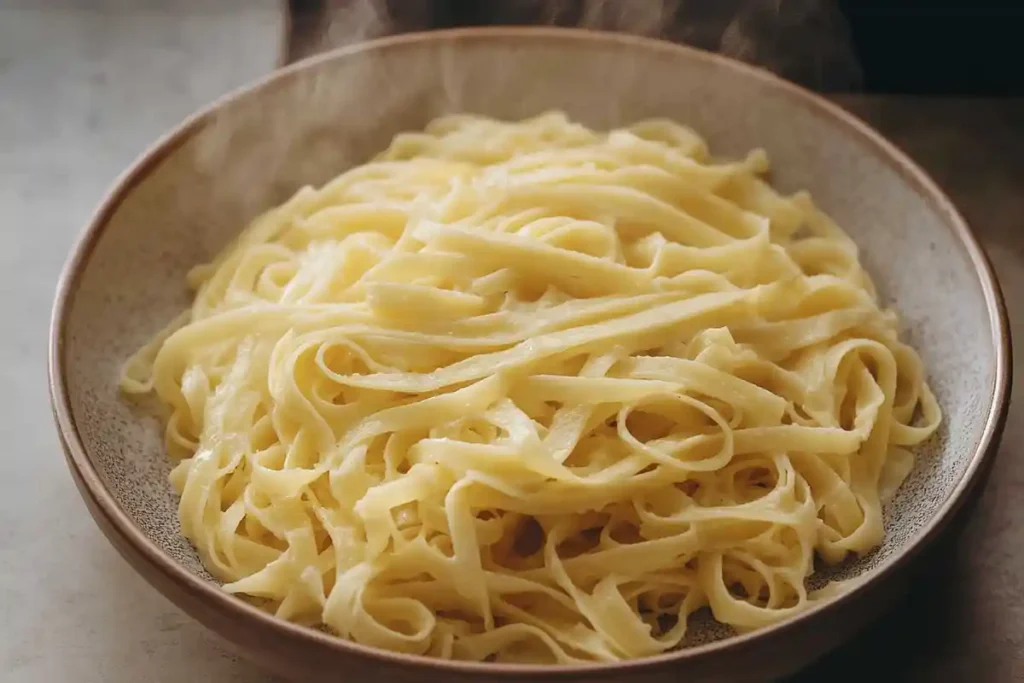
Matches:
[121,111,941,663]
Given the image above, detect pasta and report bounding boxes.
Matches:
[121,112,941,663]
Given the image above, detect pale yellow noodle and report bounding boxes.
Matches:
[121,111,941,663]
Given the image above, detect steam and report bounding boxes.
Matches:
[295,0,862,90]
[188,0,860,250]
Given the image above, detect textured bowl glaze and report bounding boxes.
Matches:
[50,28,1010,683]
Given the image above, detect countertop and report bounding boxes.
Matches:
[0,3,285,682]
[2,4,1023,682]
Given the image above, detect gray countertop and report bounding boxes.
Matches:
[2,4,1022,681]
[0,3,284,682]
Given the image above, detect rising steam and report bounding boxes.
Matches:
[297,0,862,90]
[189,0,860,244]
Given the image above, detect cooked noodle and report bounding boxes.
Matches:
[121,112,941,663]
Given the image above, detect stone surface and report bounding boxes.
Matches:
[0,3,283,683]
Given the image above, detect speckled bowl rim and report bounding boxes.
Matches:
[48,26,1011,678]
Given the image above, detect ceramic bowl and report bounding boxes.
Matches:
[49,28,1010,683]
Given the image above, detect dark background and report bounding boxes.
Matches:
[837,0,1024,95]
[290,0,1024,95]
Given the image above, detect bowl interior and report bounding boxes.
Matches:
[61,30,997,647]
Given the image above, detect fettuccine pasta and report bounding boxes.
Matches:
[121,112,941,663]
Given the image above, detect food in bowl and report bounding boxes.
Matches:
[119,111,940,663]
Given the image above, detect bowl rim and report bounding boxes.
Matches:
[48,25,1012,676]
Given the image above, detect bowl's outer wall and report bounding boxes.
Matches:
[55,29,1004,683]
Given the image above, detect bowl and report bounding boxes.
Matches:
[49,27,1010,683]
